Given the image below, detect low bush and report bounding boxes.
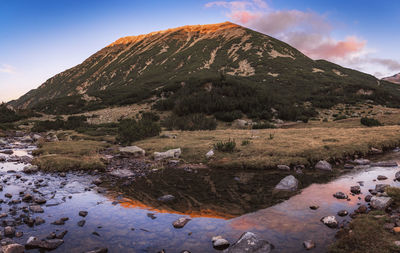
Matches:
[163,113,217,131]
[214,110,242,122]
[117,118,161,145]
[360,117,382,127]
[213,139,236,152]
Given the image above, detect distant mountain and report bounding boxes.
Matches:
[383,73,400,84]
[10,22,400,118]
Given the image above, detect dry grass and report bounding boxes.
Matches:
[33,140,110,172]
[135,126,400,169]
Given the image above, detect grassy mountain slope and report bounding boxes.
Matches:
[10,22,400,120]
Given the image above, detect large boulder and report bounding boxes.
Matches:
[274,175,299,191]
[315,160,332,171]
[370,196,393,210]
[154,148,181,161]
[119,146,145,157]
[224,232,273,253]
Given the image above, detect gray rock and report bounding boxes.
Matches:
[303,240,316,250]
[79,211,88,217]
[343,164,354,169]
[232,119,249,129]
[350,185,361,194]
[172,217,191,228]
[157,195,175,203]
[212,236,230,250]
[224,232,273,253]
[337,210,348,216]
[377,175,388,180]
[4,226,15,237]
[333,192,348,199]
[2,243,24,253]
[119,146,145,157]
[23,165,38,174]
[274,175,298,191]
[315,160,332,171]
[353,159,370,165]
[321,216,338,228]
[396,171,400,181]
[371,161,398,167]
[154,148,181,160]
[365,195,373,202]
[370,196,393,210]
[277,165,290,171]
[206,150,214,159]
[29,205,44,213]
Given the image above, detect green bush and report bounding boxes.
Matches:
[0,103,39,123]
[213,139,236,152]
[241,140,251,146]
[252,122,276,129]
[360,117,382,127]
[141,112,160,122]
[117,118,160,145]
[214,110,242,122]
[163,113,216,131]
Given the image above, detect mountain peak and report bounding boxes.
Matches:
[383,73,400,84]
[108,21,241,47]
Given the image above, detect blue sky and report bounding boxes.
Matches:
[1,0,399,102]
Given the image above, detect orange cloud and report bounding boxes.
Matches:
[305,36,366,59]
[229,10,259,23]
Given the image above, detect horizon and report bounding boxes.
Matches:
[1,0,400,102]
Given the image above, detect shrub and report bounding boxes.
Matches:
[214,110,242,122]
[117,118,161,145]
[241,140,251,146]
[163,113,216,131]
[252,122,276,129]
[213,139,236,152]
[360,117,382,127]
[141,112,160,122]
[334,115,347,121]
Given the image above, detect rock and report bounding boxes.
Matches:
[370,147,383,154]
[85,248,108,253]
[119,146,145,157]
[343,164,354,169]
[384,223,395,230]
[92,178,103,186]
[29,205,44,213]
[321,216,338,228]
[172,217,191,228]
[333,192,348,199]
[23,165,38,174]
[337,210,348,216]
[224,232,273,253]
[51,218,68,225]
[4,226,15,237]
[274,175,299,191]
[79,211,88,217]
[22,193,33,202]
[315,160,332,171]
[370,196,393,210]
[309,205,319,210]
[4,193,12,198]
[206,150,214,159]
[35,217,45,225]
[350,186,361,194]
[41,239,64,250]
[154,148,181,161]
[212,236,230,250]
[157,195,175,203]
[356,205,368,214]
[303,240,316,250]
[396,171,400,181]
[34,197,46,204]
[21,135,32,142]
[371,161,398,167]
[232,119,249,129]
[375,184,390,193]
[365,195,373,202]
[32,134,42,141]
[377,175,388,180]
[0,150,13,155]
[353,159,370,165]
[277,165,290,171]
[2,243,24,253]
[77,220,86,227]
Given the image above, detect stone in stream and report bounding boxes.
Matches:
[0,150,13,155]
[212,236,230,250]
[4,226,15,237]
[77,220,86,227]
[371,161,398,167]
[25,236,64,250]
[274,175,299,191]
[321,216,338,228]
[2,243,24,253]
[79,211,88,217]
[84,248,109,253]
[29,205,44,213]
[157,195,175,203]
[22,193,33,202]
[375,184,390,193]
[172,217,191,228]
[303,240,316,250]
[365,195,373,202]
[4,193,12,198]
[315,160,332,171]
[34,217,45,225]
[370,196,393,210]
[355,205,368,214]
[34,197,46,204]
[350,186,361,194]
[377,175,388,180]
[309,205,319,210]
[223,232,273,253]
[51,217,69,225]
[353,159,370,165]
[343,164,354,170]
[337,210,348,216]
[396,171,400,181]
[333,192,348,199]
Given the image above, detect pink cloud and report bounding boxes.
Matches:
[229,10,260,23]
[305,36,366,59]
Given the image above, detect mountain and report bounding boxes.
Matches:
[10,22,400,119]
[383,73,400,84]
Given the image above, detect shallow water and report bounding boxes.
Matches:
[1,140,400,252]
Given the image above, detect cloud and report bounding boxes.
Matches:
[0,64,16,74]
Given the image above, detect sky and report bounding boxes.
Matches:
[1,0,400,102]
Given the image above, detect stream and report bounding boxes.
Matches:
[1,137,400,252]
